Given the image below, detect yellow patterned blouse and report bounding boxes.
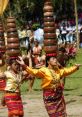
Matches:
[25,66,78,89]
[4,71,22,92]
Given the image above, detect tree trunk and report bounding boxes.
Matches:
[74,0,79,50]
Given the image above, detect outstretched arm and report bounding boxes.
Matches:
[17,56,45,78]
[60,64,81,77]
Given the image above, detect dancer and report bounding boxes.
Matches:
[0,58,24,117]
[17,56,81,117]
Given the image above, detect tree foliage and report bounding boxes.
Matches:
[3,0,82,25]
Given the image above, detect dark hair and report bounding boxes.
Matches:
[6,59,16,65]
[23,57,29,66]
[34,39,39,43]
[58,47,66,53]
[46,56,56,67]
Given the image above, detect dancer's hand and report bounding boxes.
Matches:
[0,71,5,78]
[75,64,82,67]
[16,56,25,66]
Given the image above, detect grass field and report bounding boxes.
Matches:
[21,48,82,96]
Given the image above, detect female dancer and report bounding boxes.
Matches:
[0,58,24,117]
[17,56,81,117]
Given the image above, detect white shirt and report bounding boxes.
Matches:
[34,28,44,43]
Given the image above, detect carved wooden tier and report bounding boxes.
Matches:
[0,21,5,55]
[0,21,6,67]
[43,0,57,56]
[6,17,20,57]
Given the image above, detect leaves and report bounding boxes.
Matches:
[3,0,82,26]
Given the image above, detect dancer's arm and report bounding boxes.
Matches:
[60,64,81,77]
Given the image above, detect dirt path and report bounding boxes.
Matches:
[0,91,82,117]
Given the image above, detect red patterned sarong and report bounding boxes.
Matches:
[0,79,6,91]
[4,92,24,117]
[43,87,67,117]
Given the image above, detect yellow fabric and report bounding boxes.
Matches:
[0,0,9,15]
[4,71,22,92]
[25,66,78,89]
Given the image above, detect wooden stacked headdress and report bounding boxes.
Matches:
[43,0,57,57]
[0,20,5,55]
[0,20,6,67]
[0,20,6,90]
[6,17,20,59]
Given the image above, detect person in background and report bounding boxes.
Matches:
[69,43,77,60]
[32,40,46,68]
[18,25,27,47]
[66,24,73,43]
[22,54,35,92]
[61,25,67,43]
[57,47,69,85]
[17,56,81,117]
[34,25,44,46]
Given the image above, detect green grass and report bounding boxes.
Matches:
[21,78,42,93]
[64,48,82,96]
[21,48,82,96]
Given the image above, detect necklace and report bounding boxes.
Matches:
[49,69,60,84]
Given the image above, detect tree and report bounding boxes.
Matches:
[3,0,82,25]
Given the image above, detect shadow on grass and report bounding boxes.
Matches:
[66,99,76,104]
[64,94,69,96]
[23,102,27,105]
[79,94,82,96]
[26,89,42,91]
[34,89,42,91]
[64,88,78,91]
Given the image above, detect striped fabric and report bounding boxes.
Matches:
[4,92,24,117]
[0,79,6,91]
[43,87,67,117]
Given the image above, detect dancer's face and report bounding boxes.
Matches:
[48,57,58,67]
[11,61,20,73]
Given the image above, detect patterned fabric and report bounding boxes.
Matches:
[4,71,22,92]
[43,87,67,117]
[4,92,24,117]
[0,79,6,91]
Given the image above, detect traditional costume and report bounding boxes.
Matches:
[4,70,24,117]
[24,65,78,117]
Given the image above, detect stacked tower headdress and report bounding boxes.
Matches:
[43,0,57,57]
[0,20,6,66]
[6,17,20,59]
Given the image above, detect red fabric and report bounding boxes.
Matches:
[43,87,67,117]
[46,53,57,57]
[5,92,24,117]
[0,79,6,91]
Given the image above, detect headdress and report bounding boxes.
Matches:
[6,17,20,61]
[43,0,58,64]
